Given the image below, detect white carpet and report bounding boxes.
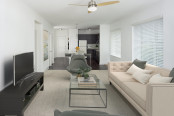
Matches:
[24,70,140,116]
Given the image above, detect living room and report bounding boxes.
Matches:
[0,0,174,116]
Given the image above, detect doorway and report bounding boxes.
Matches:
[56,36,68,57]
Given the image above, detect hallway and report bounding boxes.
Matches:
[49,57,108,70]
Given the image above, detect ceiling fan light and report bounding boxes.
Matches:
[88,0,97,12]
[88,5,97,11]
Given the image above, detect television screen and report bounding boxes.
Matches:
[13,52,34,86]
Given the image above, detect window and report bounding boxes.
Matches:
[110,30,121,58]
[133,18,163,67]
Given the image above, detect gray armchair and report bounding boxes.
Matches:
[66,54,92,75]
[54,109,122,116]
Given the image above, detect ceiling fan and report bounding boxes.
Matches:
[69,0,120,13]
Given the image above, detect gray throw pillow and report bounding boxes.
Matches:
[132,59,147,69]
[54,109,62,116]
[169,68,174,83]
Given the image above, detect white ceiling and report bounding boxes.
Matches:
[23,0,161,28]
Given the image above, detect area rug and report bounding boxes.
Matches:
[24,70,140,116]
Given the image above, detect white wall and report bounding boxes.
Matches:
[69,29,78,53]
[0,0,53,91]
[110,1,174,69]
[163,0,174,69]
[54,29,69,57]
[100,24,110,65]
[54,29,78,57]
[110,2,163,61]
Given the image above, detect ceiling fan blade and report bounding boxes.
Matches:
[69,4,87,6]
[88,11,92,13]
[97,1,120,6]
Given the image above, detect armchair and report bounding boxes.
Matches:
[66,55,92,75]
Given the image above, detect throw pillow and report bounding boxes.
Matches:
[149,74,173,84]
[132,71,152,84]
[169,68,174,83]
[132,59,147,69]
[127,64,152,75]
[54,109,62,116]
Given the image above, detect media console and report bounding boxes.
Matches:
[0,72,44,116]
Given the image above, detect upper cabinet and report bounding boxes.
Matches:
[78,34,99,44]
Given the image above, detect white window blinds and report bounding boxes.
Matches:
[110,30,121,58]
[133,18,163,67]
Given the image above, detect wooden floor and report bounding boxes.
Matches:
[49,57,108,70]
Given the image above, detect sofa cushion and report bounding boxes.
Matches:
[132,59,146,69]
[145,64,170,77]
[109,72,137,83]
[109,62,132,72]
[121,82,146,110]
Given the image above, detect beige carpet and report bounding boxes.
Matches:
[24,70,141,116]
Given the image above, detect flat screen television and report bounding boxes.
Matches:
[13,52,34,86]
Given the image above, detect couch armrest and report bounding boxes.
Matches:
[146,83,174,116]
[108,61,132,72]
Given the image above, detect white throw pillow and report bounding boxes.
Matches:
[127,64,152,75]
[149,74,173,84]
[132,71,152,84]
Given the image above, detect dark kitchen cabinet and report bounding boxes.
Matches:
[78,34,99,44]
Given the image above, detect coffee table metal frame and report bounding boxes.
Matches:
[69,74,107,108]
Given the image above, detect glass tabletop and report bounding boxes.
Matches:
[70,74,106,90]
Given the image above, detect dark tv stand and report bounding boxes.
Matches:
[0,72,44,116]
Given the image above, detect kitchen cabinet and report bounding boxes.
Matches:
[78,34,99,44]
[95,50,99,63]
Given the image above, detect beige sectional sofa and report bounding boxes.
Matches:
[108,61,174,116]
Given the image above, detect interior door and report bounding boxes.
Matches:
[56,36,67,57]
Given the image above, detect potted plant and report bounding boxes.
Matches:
[77,70,82,77]
[77,67,90,81]
[83,73,90,81]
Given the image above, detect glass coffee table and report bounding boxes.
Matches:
[69,74,107,108]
